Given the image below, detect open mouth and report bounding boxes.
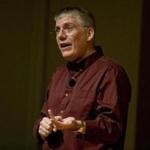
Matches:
[60,43,72,49]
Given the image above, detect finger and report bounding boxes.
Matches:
[63,117,75,124]
[48,109,55,120]
[52,123,57,132]
[47,110,59,131]
[41,117,52,127]
[39,125,50,137]
[52,119,70,130]
[55,116,63,121]
[59,110,64,116]
[40,122,50,130]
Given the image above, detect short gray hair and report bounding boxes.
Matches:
[54,6,96,31]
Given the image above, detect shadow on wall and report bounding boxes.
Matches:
[136,0,150,149]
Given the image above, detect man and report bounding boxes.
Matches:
[33,6,131,150]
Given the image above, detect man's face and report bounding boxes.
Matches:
[55,14,90,61]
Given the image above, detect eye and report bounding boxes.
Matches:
[55,27,60,34]
[64,24,75,32]
[55,23,76,35]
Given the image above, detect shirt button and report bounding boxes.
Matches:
[65,92,69,97]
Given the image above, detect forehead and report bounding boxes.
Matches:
[55,14,83,26]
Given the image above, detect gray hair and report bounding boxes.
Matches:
[54,6,96,31]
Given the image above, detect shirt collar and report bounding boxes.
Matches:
[67,45,103,72]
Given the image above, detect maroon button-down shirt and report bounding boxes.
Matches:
[33,46,131,150]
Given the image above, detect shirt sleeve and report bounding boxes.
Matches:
[32,92,49,144]
[32,78,64,147]
[83,65,131,144]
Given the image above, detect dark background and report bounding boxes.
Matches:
[0,0,149,149]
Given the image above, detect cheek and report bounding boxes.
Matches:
[56,38,59,45]
[73,34,83,46]
[75,36,85,50]
[70,31,86,50]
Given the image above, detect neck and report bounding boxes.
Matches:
[74,46,95,63]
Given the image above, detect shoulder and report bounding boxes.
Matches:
[97,56,131,88]
[97,56,125,72]
[100,56,130,83]
[51,64,68,79]
[47,64,67,87]
[95,56,131,85]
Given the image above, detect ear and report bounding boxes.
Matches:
[87,27,94,42]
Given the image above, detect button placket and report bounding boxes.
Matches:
[65,92,69,97]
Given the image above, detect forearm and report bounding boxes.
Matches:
[33,115,44,143]
[33,112,63,148]
[84,116,122,144]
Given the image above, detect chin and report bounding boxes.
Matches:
[62,54,76,62]
[61,51,74,61]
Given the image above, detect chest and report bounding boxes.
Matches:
[47,65,107,119]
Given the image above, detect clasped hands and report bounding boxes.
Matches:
[38,109,83,140]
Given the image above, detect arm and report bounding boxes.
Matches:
[83,65,131,144]
[33,88,64,147]
[33,99,50,143]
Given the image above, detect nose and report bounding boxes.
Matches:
[57,29,67,41]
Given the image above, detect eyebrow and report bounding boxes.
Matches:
[55,22,76,32]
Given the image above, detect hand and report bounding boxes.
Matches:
[48,109,63,132]
[38,117,53,140]
[47,109,82,131]
[51,116,81,131]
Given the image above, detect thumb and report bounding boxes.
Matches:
[48,109,55,120]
